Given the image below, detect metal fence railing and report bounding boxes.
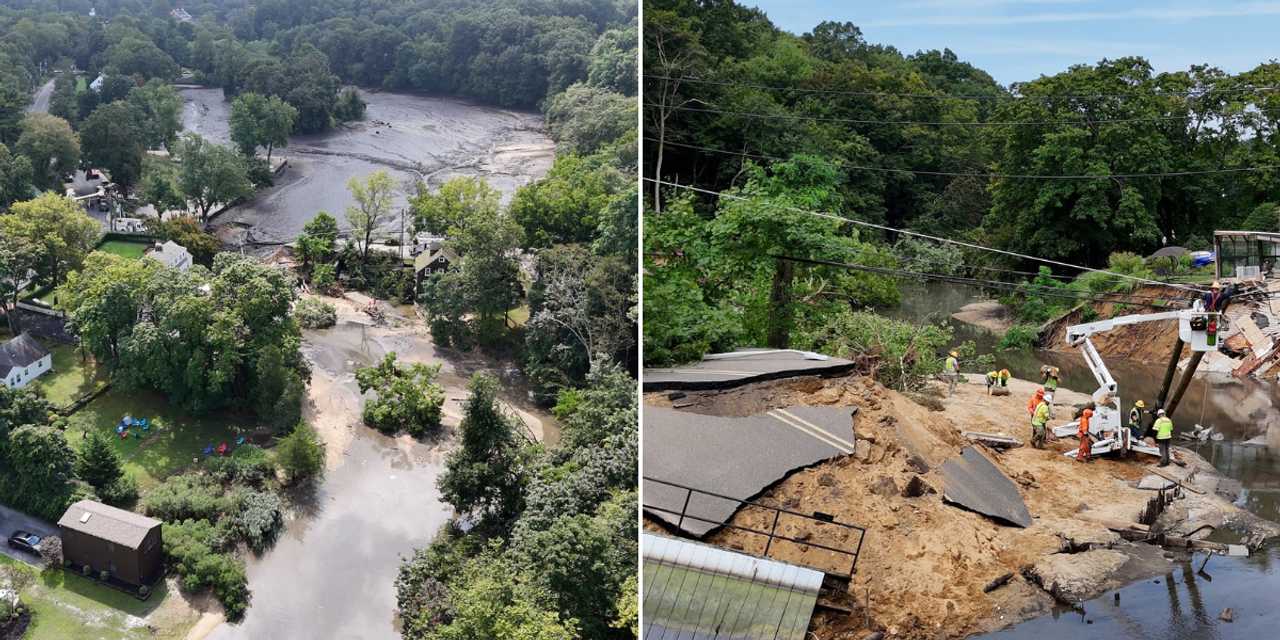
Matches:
[642,476,867,578]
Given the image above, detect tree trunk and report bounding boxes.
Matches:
[653,115,665,213]
[766,259,795,349]
[266,143,273,165]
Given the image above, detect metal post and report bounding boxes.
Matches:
[762,510,782,558]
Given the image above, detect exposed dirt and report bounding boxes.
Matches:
[952,301,1014,334]
[1038,285,1187,360]
[645,371,1279,639]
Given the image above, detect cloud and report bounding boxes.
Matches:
[900,0,1095,8]
[863,2,1280,27]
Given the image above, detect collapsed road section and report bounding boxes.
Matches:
[641,351,1280,640]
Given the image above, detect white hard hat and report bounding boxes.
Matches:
[1157,408,1166,416]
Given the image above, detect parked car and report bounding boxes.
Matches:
[7,530,41,554]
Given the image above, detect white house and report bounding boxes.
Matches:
[0,332,52,389]
[144,240,193,271]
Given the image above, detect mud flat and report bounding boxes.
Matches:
[644,373,1280,639]
[177,87,555,245]
[952,300,1014,334]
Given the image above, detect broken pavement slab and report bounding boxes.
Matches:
[643,405,855,537]
[642,348,860,392]
[940,446,1033,528]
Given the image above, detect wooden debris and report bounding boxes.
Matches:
[983,572,1014,593]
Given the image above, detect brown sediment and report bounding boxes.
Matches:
[644,371,1278,639]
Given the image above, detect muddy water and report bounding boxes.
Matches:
[207,317,558,638]
[178,87,555,244]
[892,281,1280,639]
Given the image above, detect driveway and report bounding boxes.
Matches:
[0,503,57,566]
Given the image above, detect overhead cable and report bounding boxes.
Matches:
[643,176,1206,293]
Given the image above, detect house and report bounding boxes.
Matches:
[89,74,104,92]
[111,217,147,234]
[414,246,458,278]
[144,240,193,271]
[0,332,51,389]
[57,500,163,589]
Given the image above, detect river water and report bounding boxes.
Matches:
[891,281,1280,639]
[178,87,555,244]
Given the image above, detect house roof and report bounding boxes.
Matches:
[0,332,50,377]
[146,240,191,268]
[57,500,161,549]
[414,246,458,273]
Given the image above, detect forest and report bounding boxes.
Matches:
[643,0,1280,368]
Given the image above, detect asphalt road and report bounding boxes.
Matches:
[27,78,54,114]
[0,503,56,566]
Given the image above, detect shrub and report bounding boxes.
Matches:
[205,445,275,486]
[796,311,953,391]
[229,489,284,553]
[356,354,445,438]
[295,297,337,329]
[276,422,325,484]
[312,263,337,293]
[163,518,249,619]
[140,474,231,522]
[998,324,1039,350]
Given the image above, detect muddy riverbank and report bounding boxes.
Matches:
[178,87,555,245]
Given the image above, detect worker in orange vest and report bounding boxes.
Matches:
[1076,407,1094,462]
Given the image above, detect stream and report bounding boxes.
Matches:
[891,281,1280,639]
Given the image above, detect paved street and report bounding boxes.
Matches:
[0,503,56,566]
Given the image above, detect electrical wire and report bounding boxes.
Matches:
[643,176,1208,293]
[643,137,1279,179]
[771,254,1189,309]
[643,102,1278,127]
[643,74,1280,102]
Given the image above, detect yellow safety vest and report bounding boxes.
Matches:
[1032,401,1050,427]
[945,357,958,373]
[1154,417,1174,440]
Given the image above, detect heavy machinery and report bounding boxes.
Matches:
[1051,308,1223,458]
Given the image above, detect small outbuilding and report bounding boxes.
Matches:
[145,240,193,271]
[0,332,51,389]
[57,500,163,589]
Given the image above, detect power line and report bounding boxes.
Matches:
[643,103,1277,127]
[772,255,1190,309]
[643,74,1280,102]
[643,176,1206,293]
[643,137,1279,180]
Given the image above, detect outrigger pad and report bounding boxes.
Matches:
[941,447,1033,527]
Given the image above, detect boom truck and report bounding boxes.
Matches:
[1051,302,1225,459]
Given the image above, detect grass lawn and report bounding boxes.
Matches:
[75,76,86,92]
[0,556,196,640]
[96,240,150,260]
[507,305,531,327]
[31,343,108,409]
[64,388,252,490]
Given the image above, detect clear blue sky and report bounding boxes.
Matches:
[740,1,1280,86]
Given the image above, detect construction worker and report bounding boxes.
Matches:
[1154,408,1174,467]
[1076,407,1094,462]
[1040,365,1060,414]
[1030,388,1050,448]
[985,368,1011,394]
[1128,400,1149,440]
[944,350,960,396]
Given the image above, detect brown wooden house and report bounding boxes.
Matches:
[57,500,163,588]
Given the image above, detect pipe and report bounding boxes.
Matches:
[1165,350,1205,416]
[1157,337,1185,408]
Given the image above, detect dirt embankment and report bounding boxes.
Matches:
[645,372,1279,639]
[1037,285,1190,360]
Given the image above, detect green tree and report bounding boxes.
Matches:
[0,232,38,334]
[229,92,298,163]
[275,422,325,485]
[144,216,220,266]
[0,143,33,210]
[176,134,254,222]
[105,36,178,80]
[0,78,26,145]
[510,154,621,247]
[587,27,638,96]
[427,548,577,640]
[127,80,183,150]
[438,373,529,523]
[346,170,397,262]
[16,113,80,189]
[48,75,78,124]
[410,177,501,237]
[0,425,81,521]
[354,353,445,438]
[297,211,339,268]
[334,87,366,122]
[80,101,145,192]
[1,192,100,289]
[75,430,136,505]
[544,84,635,156]
[139,158,187,213]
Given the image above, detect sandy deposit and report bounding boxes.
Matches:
[952,301,1014,334]
[644,372,1279,639]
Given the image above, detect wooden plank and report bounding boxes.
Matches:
[1149,467,1206,494]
